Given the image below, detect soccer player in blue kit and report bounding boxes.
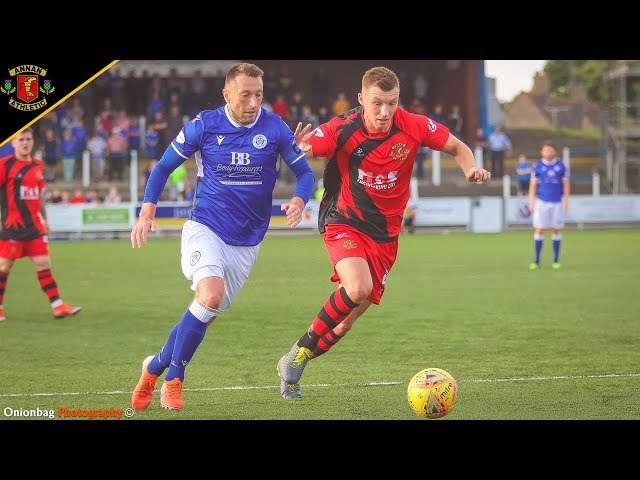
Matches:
[130,63,316,411]
[528,140,570,270]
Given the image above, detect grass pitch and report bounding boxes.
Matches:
[1,229,639,421]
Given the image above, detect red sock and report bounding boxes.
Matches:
[312,330,344,357]
[297,286,359,353]
[0,271,8,305]
[37,269,61,305]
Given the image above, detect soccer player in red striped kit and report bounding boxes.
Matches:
[0,128,80,321]
[277,66,491,398]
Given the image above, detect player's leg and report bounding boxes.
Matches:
[302,258,372,356]
[0,248,17,321]
[277,225,397,398]
[154,220,257,410]
[551,202,564,268]
[277,255,370,399]
[27,237,81,318]
[160,277,223,411]
[530,199,547,269]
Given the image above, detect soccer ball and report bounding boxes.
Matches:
[407,368,459,419]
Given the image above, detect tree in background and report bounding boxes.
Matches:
[544,60,640,105]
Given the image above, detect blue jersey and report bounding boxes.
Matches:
[531,158,566,202]
[144,105,314,246]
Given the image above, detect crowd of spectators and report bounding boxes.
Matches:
[24,65,471,191]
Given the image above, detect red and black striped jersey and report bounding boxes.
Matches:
[310,106,449,242]
[0,154,46,240]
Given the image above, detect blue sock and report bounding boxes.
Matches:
[534,234,543,263]
[165,309,207,382]
[147,323,179,376]
[552,234,562,262]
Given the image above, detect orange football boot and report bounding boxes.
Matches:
[131,356,158,410]
[160,378,184,410]
[53,303,82,319]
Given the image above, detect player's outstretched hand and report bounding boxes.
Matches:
[465,167,491,183]
[131,217,156,248]
[281,197,305,228]
[294,122,317,154]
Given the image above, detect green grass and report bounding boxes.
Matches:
[0,229,639,421]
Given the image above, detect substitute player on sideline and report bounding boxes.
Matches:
[0,128,81,321]
[130,63,316,411]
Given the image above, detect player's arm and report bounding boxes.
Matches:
[528,175,538,212]
[279,122,316,228]
[132,118,202,248]
[39,186,49,234]
[441,133,491,183]
[562,175,570,214]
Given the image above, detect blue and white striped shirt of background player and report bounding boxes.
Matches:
[531,157,567,203]
[143,105,316,246]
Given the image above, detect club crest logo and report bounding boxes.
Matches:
[252,134,267,149]
[389,142,410,161]
[190,251,201,266]
[343,239,358,250]
[3,64,55,112]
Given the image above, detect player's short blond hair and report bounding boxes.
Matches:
[362,67,400,92]
[225,63,264,88]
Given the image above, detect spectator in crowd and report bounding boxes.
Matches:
[288,92,305,128]
[148,110,169,152]
[488,126,512,179]
[147,90,164,121]
[169,163,187,201]
[145,127,159,161]
[301,105,319,129]
[128,115,141,154]
[473,127,489,165]
[167,104,186,136]
[60,130,79,181]
[41,128,60,182]
[142,159,158,189]
[106,127,129,181]
[413,73,428,101]
[311,66,330,111]
[70,189,86,204]
[104,185,123,204]
[515,153,532,196]
[49,189,64,204]
[271,94,289,121]
[332,92,351,116]
[85,189,102,203]
[408,97,427,115]
[317,105,331,125]
[448,104,463,139]
[87,130,107,182]
[431,103,446,125]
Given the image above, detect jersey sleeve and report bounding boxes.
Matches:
[308,118,339,158]
[531,163,541,179]
[560,162,568,178]
[417,115,450,151]
[277,118,306,167]
[277,119,315,204]
[171,113,204,159]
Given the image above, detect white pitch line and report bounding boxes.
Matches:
[1,373,639,399]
